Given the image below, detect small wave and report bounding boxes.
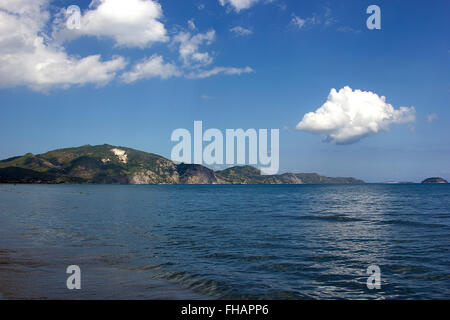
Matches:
[240,255,278,262]
[124,262,174,272]
[300,215,363,222]
[423,274,450,281]
[151,271,229,297]
[308,255,343,262]
[204,253,277,262]
[379,219,448,229]
[221,289,305,300]
[252,262,310,274]
[204,252,236,259]
[272,214,363,222]
[385,265,429,274]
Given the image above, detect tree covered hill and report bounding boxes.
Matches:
[0,144,364,185]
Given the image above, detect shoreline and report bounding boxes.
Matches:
[0,228,209,300]
[0,245,210,300]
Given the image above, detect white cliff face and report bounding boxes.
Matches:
[110,148,128,164]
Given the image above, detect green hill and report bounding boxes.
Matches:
[215,165,364,185]
[0,144,364,185]
[421,177,448,184]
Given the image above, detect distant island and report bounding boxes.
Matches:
[421,177,448,184]
[0,144,364,185]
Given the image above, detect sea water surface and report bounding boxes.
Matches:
[0,184,449,299]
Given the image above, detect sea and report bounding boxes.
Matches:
[0,184,449,299]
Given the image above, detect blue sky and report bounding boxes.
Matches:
[0,0,449,182]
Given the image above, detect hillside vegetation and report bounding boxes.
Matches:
[0,144,364,185]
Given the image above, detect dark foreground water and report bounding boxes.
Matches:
[0,184,449,300]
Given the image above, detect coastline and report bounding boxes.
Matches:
[1,182,449,186]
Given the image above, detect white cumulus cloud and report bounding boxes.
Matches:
[55,0,168,48]
[296,86,416,144]
[0,0,126,91]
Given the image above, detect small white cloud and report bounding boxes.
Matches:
[201,94,214,100]
[197,4,205,10]
[230,26,253,36]
[171,28,255,79]
[173,30,216,67]
[291,8,335,30]
[170,26,254,80]
[291,15,306,29]
[296,86,416,144]
[188,66,254,79]
[188,19,196,30]
[121,55,180,83]
[218,0,262,12]
[277,2,287,11]
[323,7,335,26]
[56,0,169,48]
[427,113,439,123]
[337,26,362,34]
